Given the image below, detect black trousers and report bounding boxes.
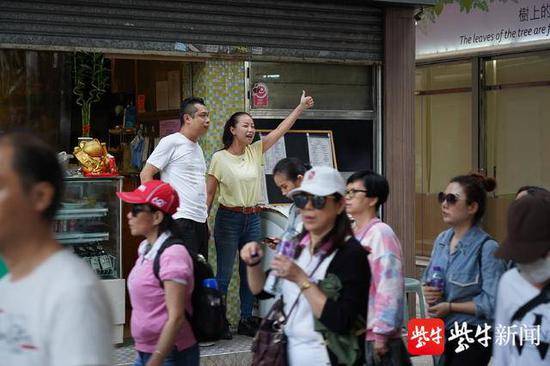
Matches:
[365,338,412,366]
[173,218,209,261]
[443,324,492,366]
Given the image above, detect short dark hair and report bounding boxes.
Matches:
[222,112,251,149]
[450,173,497,225]
[346,170,389,210]
[272,157,311,182]
[179,97,205,122]
[0,132,64,222]
[516,185,549,197]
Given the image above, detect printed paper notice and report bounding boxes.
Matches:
[262,134,287,174]
[167,70,181,110]
[155,81,169,111]
[307,134,333,167]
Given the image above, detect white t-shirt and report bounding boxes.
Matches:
[147,132,207,222]
[282,245,337,366]
[0,250,113,366]
[493,268,550,366]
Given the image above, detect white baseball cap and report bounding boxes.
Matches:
[288,166,346,198]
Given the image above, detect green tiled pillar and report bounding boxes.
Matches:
[193,60,246,326]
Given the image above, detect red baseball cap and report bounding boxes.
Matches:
[116,180,179,215]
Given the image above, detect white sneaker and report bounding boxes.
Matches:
[199,341,215,347]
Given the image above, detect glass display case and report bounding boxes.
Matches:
[54,177,123,279]
[54,176,125,343]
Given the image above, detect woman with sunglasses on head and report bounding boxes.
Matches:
[422,173,507,366]
[117,180,199,366]
[240,166,370,366]
[206,92,314,338]
[345,171,411,366]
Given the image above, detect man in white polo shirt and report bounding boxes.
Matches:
[140,97,211,259]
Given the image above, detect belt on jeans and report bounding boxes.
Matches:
[219,204,263,214]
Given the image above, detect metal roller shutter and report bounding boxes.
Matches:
[0,0,383,61]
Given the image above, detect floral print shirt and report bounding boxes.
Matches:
[355,218,405,342]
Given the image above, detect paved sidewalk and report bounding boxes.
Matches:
[114,336,435,366]
[113,294,437,365]
[412,355,434,365]
[114,336,253,366]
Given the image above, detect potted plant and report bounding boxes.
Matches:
[72,52,109,137]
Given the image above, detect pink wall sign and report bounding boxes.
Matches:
[159,119,181,137]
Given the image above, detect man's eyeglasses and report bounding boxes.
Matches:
[437,192,462,205]
[345,189,368,198]
[130,204,155,217]
[293,193,334,210]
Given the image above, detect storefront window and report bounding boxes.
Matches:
[415,62,473,256]
[484,52,550,242]
[249,62,373,110]
[0,50,68,148]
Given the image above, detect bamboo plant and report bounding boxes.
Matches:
[72,52,109,137]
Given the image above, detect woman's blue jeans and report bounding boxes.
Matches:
[133,344,199,366]
[214,207,261,319]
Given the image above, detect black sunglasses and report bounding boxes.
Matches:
[437,192,461,205]
[293,193,334,210]
[130,204,155,217]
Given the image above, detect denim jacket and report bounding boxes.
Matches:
[422,226,507,329]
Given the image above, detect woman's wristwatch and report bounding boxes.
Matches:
[299,280,312,291]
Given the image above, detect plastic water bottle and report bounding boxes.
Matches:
[263,229,300,295]
[202,278,219,290]
[428,266,445,304]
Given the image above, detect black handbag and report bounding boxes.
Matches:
[251,296,297,366]
[251,253,330,366]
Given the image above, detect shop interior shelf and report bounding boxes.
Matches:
[55,207,109,220]
[55,232,109,244]
[137,109,179,122]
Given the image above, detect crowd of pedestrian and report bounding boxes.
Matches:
[0,92,548,366]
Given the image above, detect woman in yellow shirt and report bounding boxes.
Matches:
[207,91,314,338]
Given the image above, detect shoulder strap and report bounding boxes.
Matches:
[153,236,187,288]
[152,237,199,326]
[477,236,493,288]
[511,282,550,322]
[284,251,333,323]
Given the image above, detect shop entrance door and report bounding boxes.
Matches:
[483,51,550,242]
[414,61,474,257]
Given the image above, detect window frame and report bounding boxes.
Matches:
[245,61,377,120]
